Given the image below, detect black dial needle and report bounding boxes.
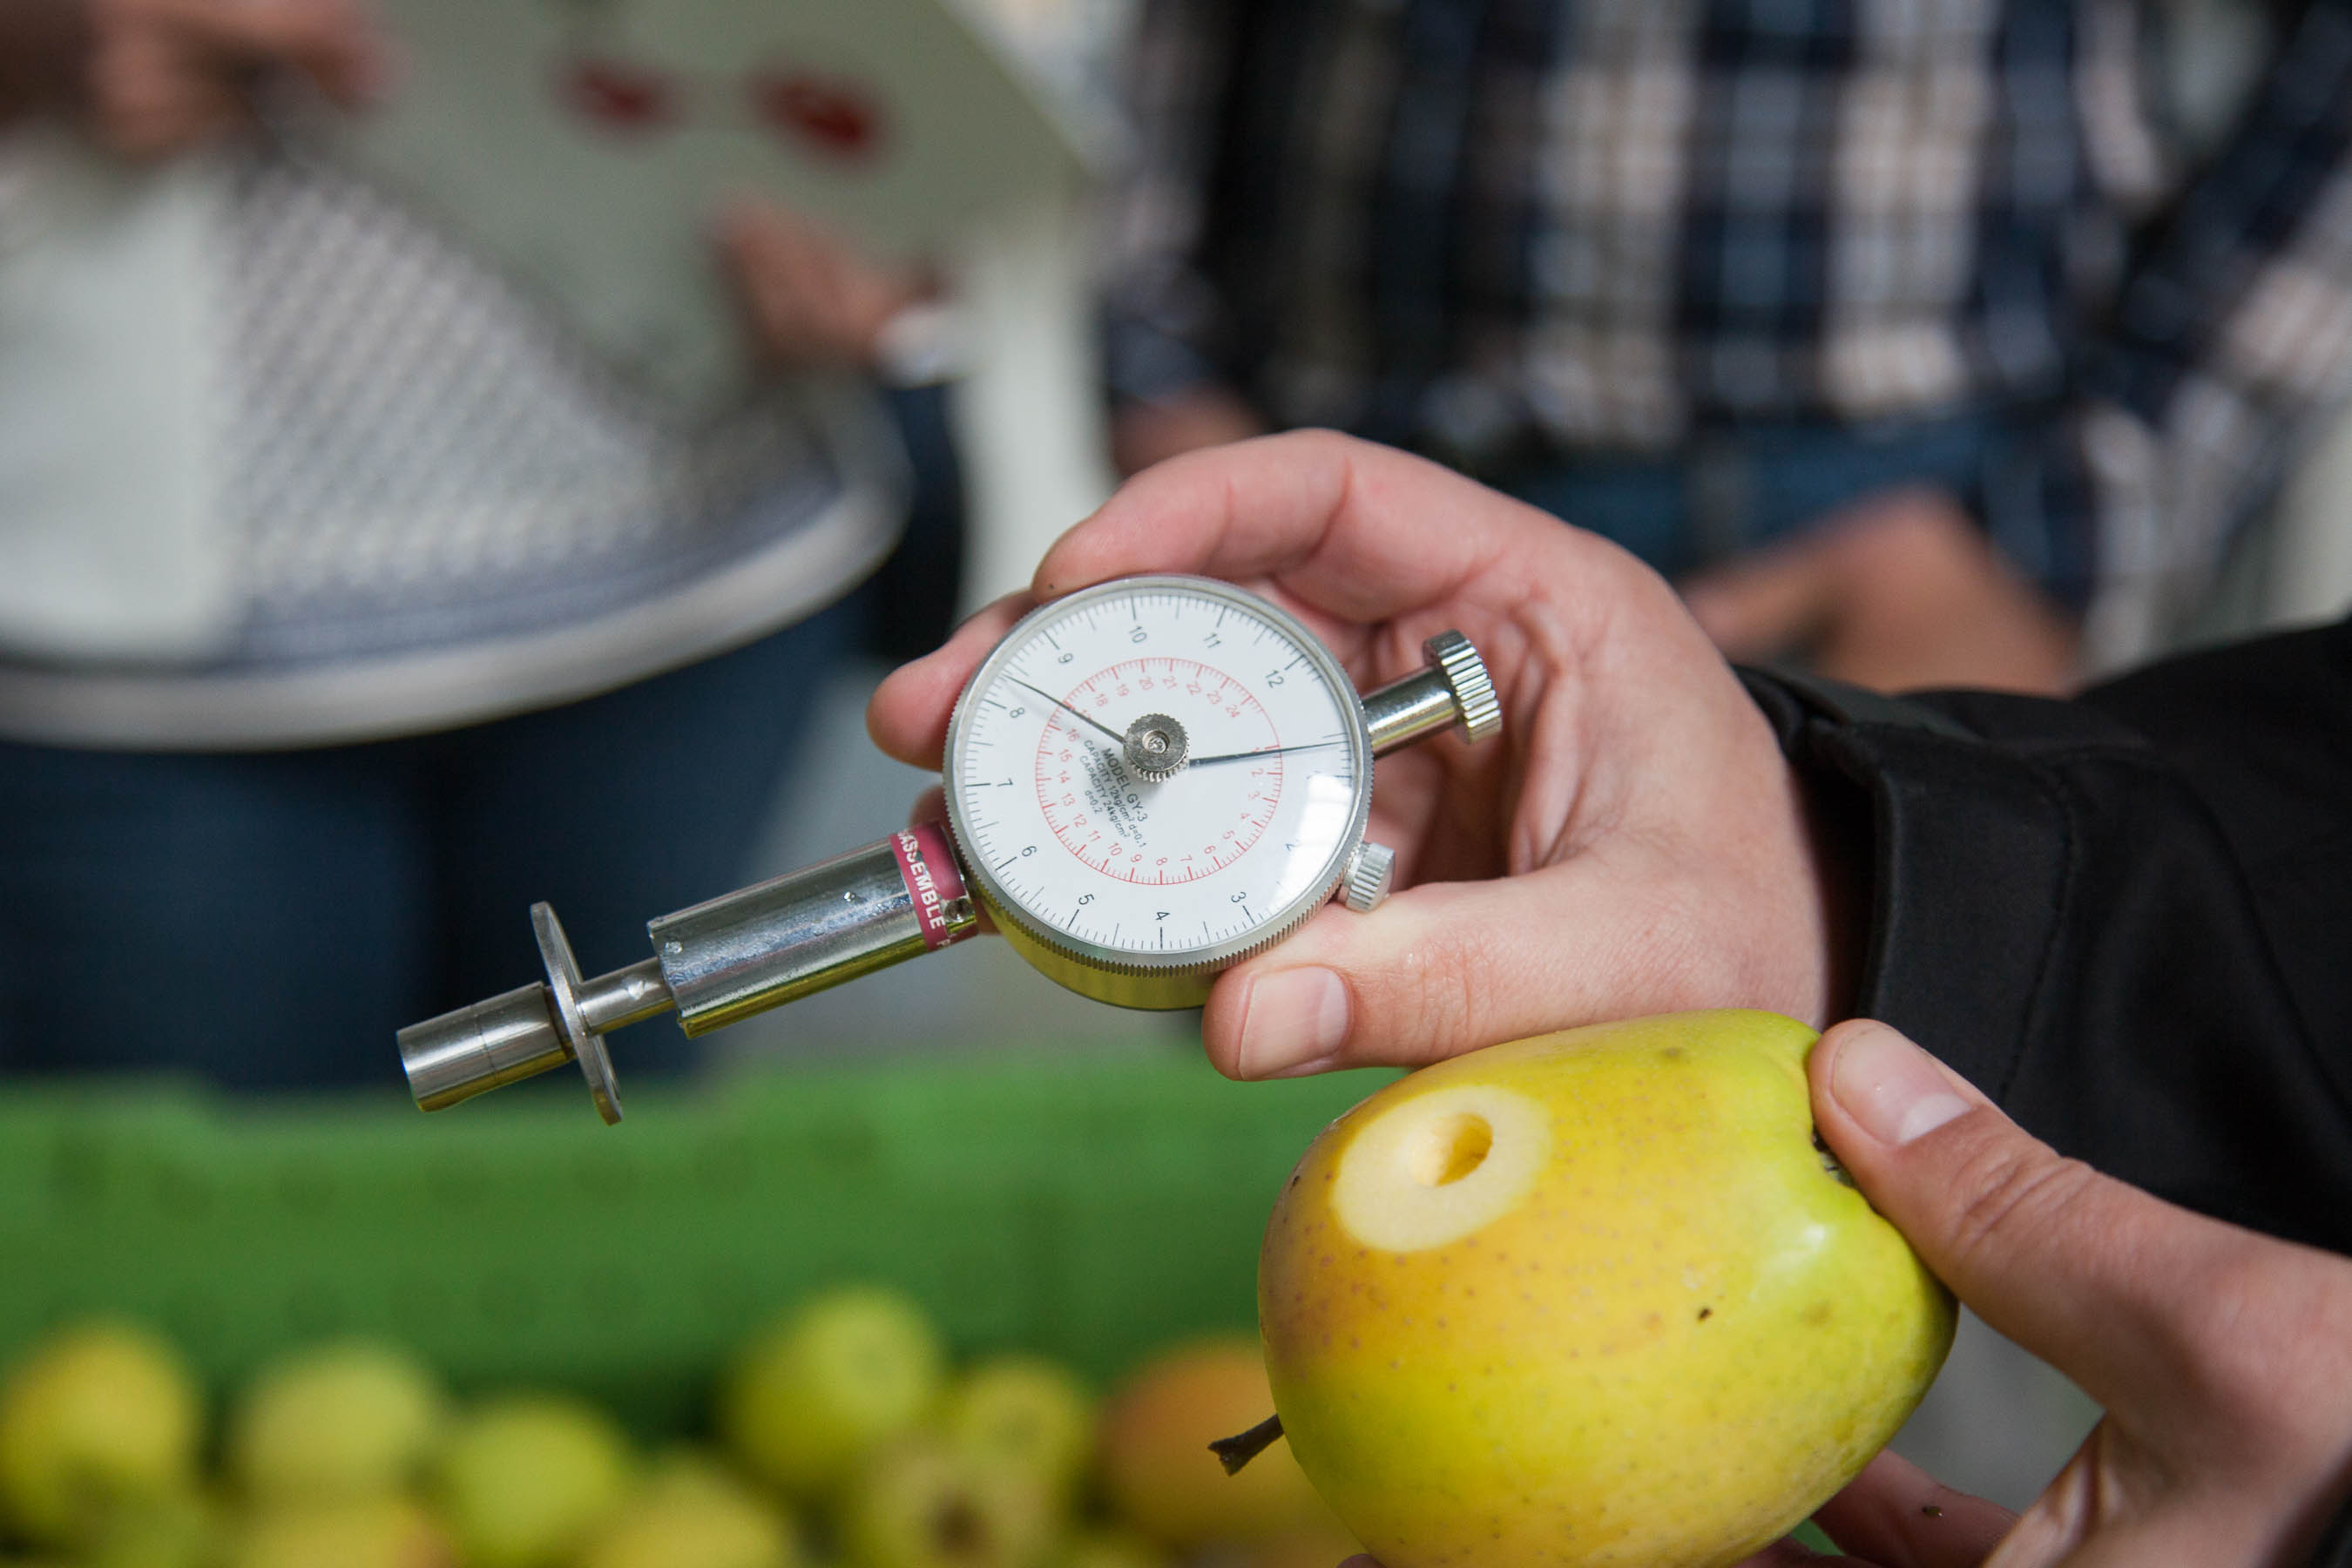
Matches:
[1187,740,1350,767]
[1008,677,1125,747]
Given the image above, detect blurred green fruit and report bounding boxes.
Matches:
[1225,1520,1366,1568]
[1052,1525,1167,1568]
[227,1341,447,1504]
[432,1396,630,1568]
[84,1488,221,1568]
[1095,1340,1323,1550]
[0,1321,202,1548]
[225,1495,453,1568]
[939,1355,1093,1504]
[839,1437,1057,1568]
[577,1451,799,1568]
[720,1286,944,1497]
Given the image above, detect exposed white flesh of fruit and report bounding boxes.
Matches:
[1330,1085,1550,1252]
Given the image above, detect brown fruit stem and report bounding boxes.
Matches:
[1208,1413,1285,1476]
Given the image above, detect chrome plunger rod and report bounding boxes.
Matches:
[396,825,979,1123]
[396,909,674,1125]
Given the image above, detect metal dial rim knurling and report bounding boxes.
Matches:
[1427,630,1503,743]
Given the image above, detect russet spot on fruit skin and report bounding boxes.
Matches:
[1258,1010,1956,1568]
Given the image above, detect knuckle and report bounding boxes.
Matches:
[1377,931,1483,1065]
[1347,903,1511,1066]
[1938,1140,2098,1274]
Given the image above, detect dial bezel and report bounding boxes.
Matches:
[942,575,1375,981]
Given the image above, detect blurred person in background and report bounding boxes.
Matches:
[0,0,934,1089]
[1100,0,2352,693]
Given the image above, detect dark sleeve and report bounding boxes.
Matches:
[1741,616,2352,1254]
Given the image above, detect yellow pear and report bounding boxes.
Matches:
[939,1354,1094,1504]
[0,1322,202,1549]
[224,1495,454,1568]
[431,1394,631,1568]
[1051,1525,1168,1568]
[719,1286,945,1499]
[1258,1010,1955,1568]
[577,1450,799,1568]
[226,1340,447,1504]
[83,1486,221,1568]
[837,1435,1058,1568]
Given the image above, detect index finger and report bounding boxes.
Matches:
[867,592,1031,770]
[1804,1450,2015,1567]
[1034,430,1570,629]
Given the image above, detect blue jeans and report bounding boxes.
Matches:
[0,598,861,1092]
[1498,411,2074,593]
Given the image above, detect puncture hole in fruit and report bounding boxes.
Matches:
[1406,1113,1493,1187]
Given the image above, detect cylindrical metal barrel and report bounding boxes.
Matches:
[1362,672,1461,754]
[650,826,978,1037]
[397,983,569,1112]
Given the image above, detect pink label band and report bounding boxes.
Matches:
[890,820,974,951]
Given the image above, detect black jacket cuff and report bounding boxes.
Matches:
[1739,667,2084,1100]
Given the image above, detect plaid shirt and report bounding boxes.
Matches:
[1104,0,2352,628]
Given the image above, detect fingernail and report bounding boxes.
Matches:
[1237,968,1350,1078]
[1831,1022,1969,1146]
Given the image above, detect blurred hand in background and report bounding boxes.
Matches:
[78,0,386,156]
[1681,488,2081,697]
[1111,411,2081,697]
[720,200,936,375]
[1110,388,1265,478]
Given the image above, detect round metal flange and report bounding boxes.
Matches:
[532,902,624,1125]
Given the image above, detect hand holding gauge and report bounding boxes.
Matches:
[395,573,1498,1124]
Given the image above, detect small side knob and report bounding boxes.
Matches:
[1342,841,1396,913]
[1423,631,1502,744]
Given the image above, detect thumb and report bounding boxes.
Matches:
[1809,1019,2247,1418]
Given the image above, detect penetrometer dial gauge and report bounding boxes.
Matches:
[395,575,1501,1124]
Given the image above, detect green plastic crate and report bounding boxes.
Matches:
[0,1049,1382,1433]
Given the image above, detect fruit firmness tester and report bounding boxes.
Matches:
[396,575,1503,1124]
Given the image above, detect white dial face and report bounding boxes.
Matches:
[946,579,1369,966]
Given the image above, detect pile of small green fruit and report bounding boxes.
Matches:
[0,1287,1348,1568]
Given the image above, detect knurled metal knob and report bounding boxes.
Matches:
[1425,631,1502,744]
[1123,713,1190,782]
[1342,841,1396,913]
